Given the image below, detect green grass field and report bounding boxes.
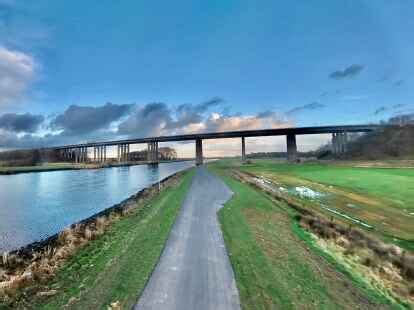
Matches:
[238,160,414,246]
[241,160,414,210]
[4,169,194,310]
[208,161,394,309]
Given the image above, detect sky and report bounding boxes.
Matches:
[0,0,413,156]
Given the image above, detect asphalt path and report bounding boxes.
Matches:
[134,166,241,310]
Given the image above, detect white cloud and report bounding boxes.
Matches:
[0,46,36,106]
[180,112,291,134]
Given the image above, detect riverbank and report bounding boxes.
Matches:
[0,159,193,175]
[208,160,413,308]
[0,168,195,309]
[0,163,98,175]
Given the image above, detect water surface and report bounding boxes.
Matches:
[0,161,194,252]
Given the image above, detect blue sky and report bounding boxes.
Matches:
[0,0,413,155]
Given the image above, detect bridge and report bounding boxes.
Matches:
[53,124,384,165]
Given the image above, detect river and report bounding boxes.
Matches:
[0,161,194,252]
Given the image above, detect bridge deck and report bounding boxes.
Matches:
[54,124,382,150]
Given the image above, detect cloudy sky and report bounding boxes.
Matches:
[0,1,413,156]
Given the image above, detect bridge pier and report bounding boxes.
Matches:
[195,138,203,165]
[332,132,348,156]
[241,137,246,163]
[117,145,120,161]
[95,146,106,163]
[75,148,80,163]
[286,134,298,162]
[147,141,159,164]
[118,144,130,162]
[82,147,87,163]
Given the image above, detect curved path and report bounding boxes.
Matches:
[134,167,241,310]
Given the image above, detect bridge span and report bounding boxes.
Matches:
[53,124,384,165]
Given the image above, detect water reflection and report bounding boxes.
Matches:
[0,161,194,252]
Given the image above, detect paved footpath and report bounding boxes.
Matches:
[134,166,241,310]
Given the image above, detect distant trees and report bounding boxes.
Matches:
[31,149,41,165]
[0,149,50,166]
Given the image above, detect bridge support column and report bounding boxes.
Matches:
[98,146,103,162]
[82,147,87,163]
[342,132,348,153]
[148,143,151,163]
[195,138,203,166]
[332,132,348,156]
[76,148,80,163]
[119,144,127,162]
[286,134,298,162]
[147,142,159,164]
[339,133,344,154]
[241,137,246,163]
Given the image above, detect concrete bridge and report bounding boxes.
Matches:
[53,125,383,165]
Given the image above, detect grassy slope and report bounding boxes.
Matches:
[13,169,194,310]
[208,161,394,309]
[241,160,414,211]
[239,160,414,250]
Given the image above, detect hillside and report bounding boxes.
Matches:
[345,125,414,160]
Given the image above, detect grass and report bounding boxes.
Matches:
[239,159,414,245]
[3,169,194,309]
[208,161,394,309]
[242,159,414,210]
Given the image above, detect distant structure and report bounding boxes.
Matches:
[129,147,177,161]
[14,125,385,166]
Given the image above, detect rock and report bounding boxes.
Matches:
[37,289,58,297]
[336,236,350,248]
[108,300,121,309]
[389,245,402,256]
[67,296,78,305]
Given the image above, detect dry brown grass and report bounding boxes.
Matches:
[0,215,115,299]
[299,214,414,305]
